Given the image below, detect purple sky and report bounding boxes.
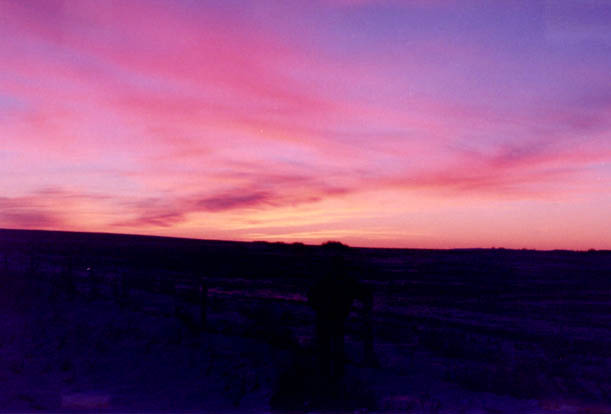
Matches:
[1,0,610,248]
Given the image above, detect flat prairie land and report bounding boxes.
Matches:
[1,229,610,413]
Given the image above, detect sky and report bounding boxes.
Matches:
[0,0,610,249]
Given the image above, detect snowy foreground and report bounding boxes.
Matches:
[0,230,610,413]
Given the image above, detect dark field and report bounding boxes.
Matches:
[1,228,610,413]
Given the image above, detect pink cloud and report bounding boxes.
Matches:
[0,0,609,248]
[0,208,62,229]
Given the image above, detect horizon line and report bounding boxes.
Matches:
[1,228,608,253]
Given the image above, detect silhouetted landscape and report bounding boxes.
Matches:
[3,0,610,411]
[1,228,610,412]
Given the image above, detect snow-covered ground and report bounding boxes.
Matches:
[1,269,282,411]
[1,231,610,412]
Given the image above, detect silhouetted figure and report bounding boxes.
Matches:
[200,276,208,331]
[308,254,359,381]
[3,252,8,272]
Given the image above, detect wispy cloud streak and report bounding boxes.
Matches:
[0,0,609,248]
